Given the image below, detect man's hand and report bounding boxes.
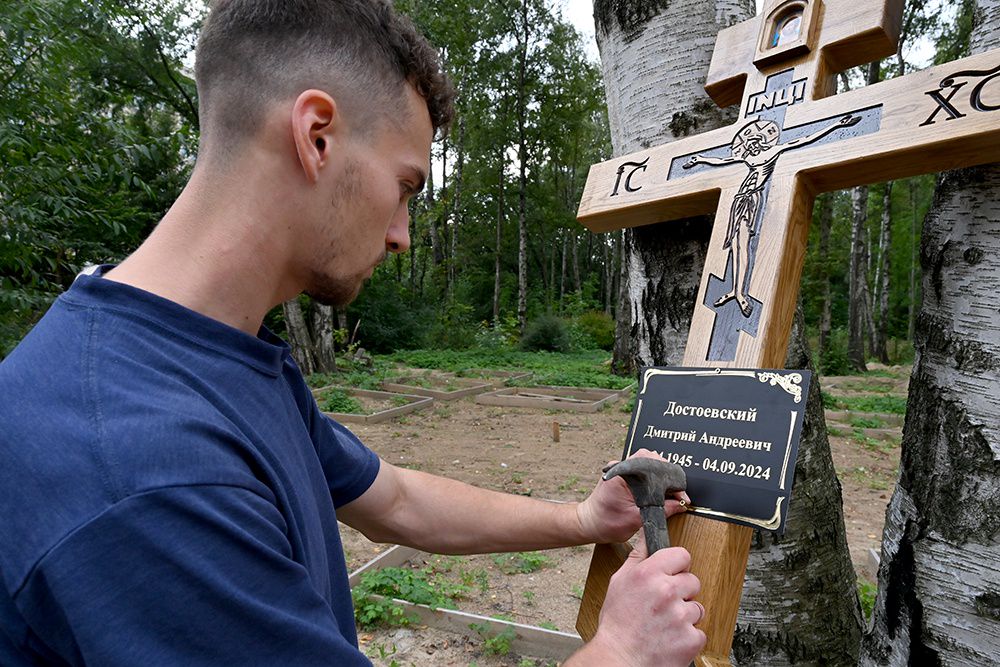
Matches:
[567,537,705,667]
[575,449,689,545]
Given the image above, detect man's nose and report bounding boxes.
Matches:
[386,208,411,254]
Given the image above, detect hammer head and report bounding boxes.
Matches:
[603,457,687,508]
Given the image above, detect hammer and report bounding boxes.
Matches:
[603,457,687,553]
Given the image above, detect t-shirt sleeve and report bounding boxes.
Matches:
[311,412,381,508]
[15,484,371,666]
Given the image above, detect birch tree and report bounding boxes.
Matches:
[860,0,1000,661]
[595,1,861,661]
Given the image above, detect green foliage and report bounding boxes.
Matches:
[490,551,550,574]
[388,348,632,389]
[316,388,364,414]
[520,315,571,353]
[346,274,434,353]
[352,566,469,628]
[858,579,877,622]
[825,394,908,415]
[849,415,887,429]
[1,0,202,352]
[469,623,516,656]
[573,310,615,350]
[426,301,478,350]
[819,327,852,376]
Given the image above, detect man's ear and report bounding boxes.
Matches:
[291,89,339,183]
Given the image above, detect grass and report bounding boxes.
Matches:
[849,415,888,429]
[316,388,364,414]
[823,392,907,415]
[839,379,897,393]
[491,551,551,574]
[852,429,899,454]
[858,579,877,622]
[847,466,891,490]
[352,566,470,628]
[388,348,632,390]
[469,623,516,656]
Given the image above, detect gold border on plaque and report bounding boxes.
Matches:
[688,498,785,530]
[626,368,800,528]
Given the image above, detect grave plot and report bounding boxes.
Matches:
[346,540,586,663]
[313,385,432,424]
[382,369,493,401]
[454,368,532,389]
[475,385,622,413]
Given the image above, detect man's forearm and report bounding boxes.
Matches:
[339,462,592,553]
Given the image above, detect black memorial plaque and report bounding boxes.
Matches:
[622,367,812,533]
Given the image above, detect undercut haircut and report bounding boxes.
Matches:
[195,0,454,155]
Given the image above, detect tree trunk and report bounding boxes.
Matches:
[848,61,881,372]
[311,303,338,373]
[426,163,443,265]
[596,1,861,661]
[598,0,742,373]
[283,298,317,376]
[848,183,871,372]
[908,179,918,342]
[448,117,466,301]
[560,229,568,305]
[817,193,834,363]
[874,181,893,363]
[494,156,504,324]
[735,305,864,666]
[861,5,1000,662]
[515,0,529,333]
[611,229,621,318]
[602,234,612,315]
[571,230,581,294]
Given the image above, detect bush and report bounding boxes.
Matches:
[315,388,363,414]
[425,302,478,350]
[347,276,433,353]
[520,315,571,353]
[820,327,851,376]
[574,310,615,350]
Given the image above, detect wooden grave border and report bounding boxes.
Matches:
[475,385,623,412]
[382,372,493,401]
[312,385,433,424]
[347,545,584,661]
[461,369,533,389]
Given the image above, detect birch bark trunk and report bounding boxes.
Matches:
[515,0,529,332]
[283,298,317,376]
[598,0,739,373]
[594,1,860,661]
[311,304,337,373]
[874,181,893,364]
[860,3,1000,662]
[848,183,871,371]
[817,194,834,362]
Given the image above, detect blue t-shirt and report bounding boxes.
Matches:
[0,269,381,665]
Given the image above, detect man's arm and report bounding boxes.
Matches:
[337,449,688,554]
[338,450,703,667]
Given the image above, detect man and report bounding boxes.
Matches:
[0,1,705,664]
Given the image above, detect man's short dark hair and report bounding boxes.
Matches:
[195,0,454,153]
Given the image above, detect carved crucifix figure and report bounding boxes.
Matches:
[684,113,859,318]
[574,0,1000,664]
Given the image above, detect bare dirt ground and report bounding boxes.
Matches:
[339,366,909,666]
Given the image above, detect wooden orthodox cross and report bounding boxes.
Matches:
[575,0,1000,664]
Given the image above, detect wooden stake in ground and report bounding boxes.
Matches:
[576,0,1000,664]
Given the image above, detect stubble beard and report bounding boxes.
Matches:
[304,156,374,308]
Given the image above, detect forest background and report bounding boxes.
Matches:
[0,0,975,372]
